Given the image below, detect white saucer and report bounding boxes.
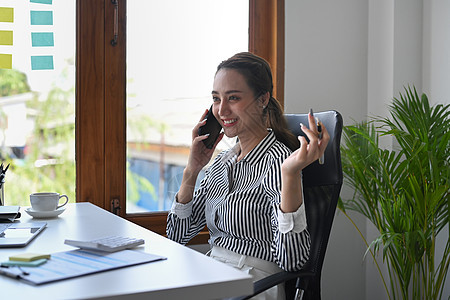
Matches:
[25,207,66,219]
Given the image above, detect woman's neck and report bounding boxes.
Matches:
[236,128,268,161]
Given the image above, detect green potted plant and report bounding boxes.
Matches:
[338,86,449,300]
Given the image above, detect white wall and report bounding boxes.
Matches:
[284,0,368,124]
[285,0,449,299]
[423,0,450,106]
[285,1,369,299]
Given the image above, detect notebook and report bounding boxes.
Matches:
[0,206,21,222]
[0,222,47,247]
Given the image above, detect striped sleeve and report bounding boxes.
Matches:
[265,151,311,272]
[166,174,209,245]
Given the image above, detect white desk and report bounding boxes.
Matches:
[0,203,252,299]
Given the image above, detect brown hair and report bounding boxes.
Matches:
[216,52,299,151]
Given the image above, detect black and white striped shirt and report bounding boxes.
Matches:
[166,131,310,272]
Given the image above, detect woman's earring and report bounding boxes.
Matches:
[262,105,266,109]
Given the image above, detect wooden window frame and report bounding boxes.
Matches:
[76,0,284,244]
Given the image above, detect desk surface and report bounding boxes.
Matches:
[0,203,252,299]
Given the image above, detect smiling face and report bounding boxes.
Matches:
[211,68,268,144]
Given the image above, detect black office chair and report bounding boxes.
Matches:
[232,110,343,300]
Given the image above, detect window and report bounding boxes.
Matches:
[76,0,284,242]
[0,0,75,207]
[126,0,248,214]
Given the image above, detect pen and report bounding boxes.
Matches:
[309,109,324,165]
[0,265,26,279]
[317,118,324,164]
[0,163,9,179]
[0,163,8,205]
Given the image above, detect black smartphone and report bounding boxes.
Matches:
[198,105,222,149]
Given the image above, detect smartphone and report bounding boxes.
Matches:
[198,105,222,149]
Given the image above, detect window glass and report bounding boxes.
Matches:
[0,0,75,206]
[126,0,248,213]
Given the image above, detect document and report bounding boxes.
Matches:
[0,249,166,285]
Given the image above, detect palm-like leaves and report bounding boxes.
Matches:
[340,86,449,300]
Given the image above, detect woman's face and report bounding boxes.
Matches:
[212,68,267,141]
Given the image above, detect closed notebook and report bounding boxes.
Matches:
[0,206,21,222]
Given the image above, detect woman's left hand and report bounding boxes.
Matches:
[281,112,330,177]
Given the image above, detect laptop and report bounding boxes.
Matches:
[0,222,47,247]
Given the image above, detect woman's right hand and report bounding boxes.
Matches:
[186,109,224,175]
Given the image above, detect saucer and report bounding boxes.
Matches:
[25,207,66,219]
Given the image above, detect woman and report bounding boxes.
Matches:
[167,52,329,299]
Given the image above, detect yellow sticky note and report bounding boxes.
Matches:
[0,30,13,45]
[9,253,51,262]
[0,7,14,23]
[0,54,12,69]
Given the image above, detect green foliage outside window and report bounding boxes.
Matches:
[0,68,75,206]
[0,68,155,210]
[0,69,31,97]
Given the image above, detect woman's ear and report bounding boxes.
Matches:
[258,91,270,107]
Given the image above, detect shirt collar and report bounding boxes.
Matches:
[236,130,276,166]
[219,130,276,165]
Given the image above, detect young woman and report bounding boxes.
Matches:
[167,52,329,299]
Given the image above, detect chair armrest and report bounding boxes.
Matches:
[230,270,315,300]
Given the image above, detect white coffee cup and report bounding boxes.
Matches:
[30,192,69,211]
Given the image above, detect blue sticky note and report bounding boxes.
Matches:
[31,55,53,70]
[30,0,53,4]
[31,32,54,47]
[2,258,48,267]
[30,11,53,25]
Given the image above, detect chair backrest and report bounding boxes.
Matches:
[284,111,343,298]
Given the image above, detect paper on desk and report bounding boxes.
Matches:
[0,249,166,285]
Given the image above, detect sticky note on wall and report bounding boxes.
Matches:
[0,31,13,45]
[31,32,54,47]
[30,0,53,4]
[0,7,14,22]
[31,55,53,70]
[30,11,53,25]
[0,8,13,69]
[0,54,12,69]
